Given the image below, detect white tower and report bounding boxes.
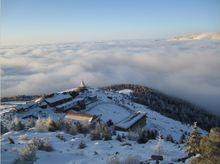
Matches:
[80,80,86,88]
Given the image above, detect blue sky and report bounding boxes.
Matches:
[2,0,220,45]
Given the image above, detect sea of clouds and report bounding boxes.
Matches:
[1,39,220,115]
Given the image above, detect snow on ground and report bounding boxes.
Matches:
[1,130,187,164]
[0,101,26,115]
[86,88,207,141]
[1,87,206,163]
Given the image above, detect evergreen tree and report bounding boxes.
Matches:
[191,127,220,164]
[1,122,8,135]
[154,132,164,156]
[179,133,186,144]
[166,134,174,143]
[186,122,201,155]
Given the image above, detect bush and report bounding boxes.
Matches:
[127,131,139,141]
[107,155,120,164]
[56,133,66,141]
[56,119,65,130]
[26,118,36,128]
[78,141,86,149]
[186,122,201,154]
[122,133,126,139]
[47,117,58,132]
[76,122,89,134]
[166,134,174,143]
[209,127,220,142]
[154,135,164,156]
[35,118,48,132]
[9,117,25,131]
[17,143,37,161]
[18,134,29,141]
[137,129,148,144]
[1,122,8,135]
[116,134,123,142]
[147,130,158,140]
[102,126,112,141]
[90,129,102,140]
[65,122,77,135]
[121,155,140,164]
[179,133,186,144]
[31,137,53,152]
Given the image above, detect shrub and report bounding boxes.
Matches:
[102,126,112,141]
[166,134,174,143]
[90,129,102,140]
[65,122,77,135]
[9,117,25,131]
[127,131,139,141]
[35,118,48,132]
[56,119,65,130]
[154,135,164,156]
[209,127,220,142]
[121,155,140,164]
[186,122,201,154]
[56,133,66,142]
[76,122,89,134]
[179,133,186,144]
[31,137,53,152]
[116,134,123,142]
[47,117,58,132]
[1,122,8,135]
[78,141,86,149]
[137,129,148,144]
[26,118,36,128]
[122,133,126,139]
[17,143,37,161]
[147,130,158,140]
[18,134,29,141]
[194,127,220,164]
[107,155,120,164]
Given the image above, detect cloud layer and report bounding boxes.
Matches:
[1,40,220,115]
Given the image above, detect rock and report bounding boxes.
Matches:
[121,142,132,146]
[8,137,15,144]
[151,155,163,161]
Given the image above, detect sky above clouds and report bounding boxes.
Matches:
[1,0,220,45]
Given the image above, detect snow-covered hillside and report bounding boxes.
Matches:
[0,85,207,164]
[170,32,220,41]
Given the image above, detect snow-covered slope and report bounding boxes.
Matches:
[170,32,220,41]
[0,86,207,164]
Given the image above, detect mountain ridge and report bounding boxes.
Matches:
[170,32,220,41]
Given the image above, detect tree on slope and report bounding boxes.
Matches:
[191,127,220,164]
[154,132,164,156]
[186,122,201,155]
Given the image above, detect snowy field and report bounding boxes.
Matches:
[1,130,187,164]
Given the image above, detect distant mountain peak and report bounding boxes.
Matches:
[170,32,220,41]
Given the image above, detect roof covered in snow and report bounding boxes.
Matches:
[45,94,72,104]
[56,98,84,110]
[15,102,35,110]
[116,112,146,129]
